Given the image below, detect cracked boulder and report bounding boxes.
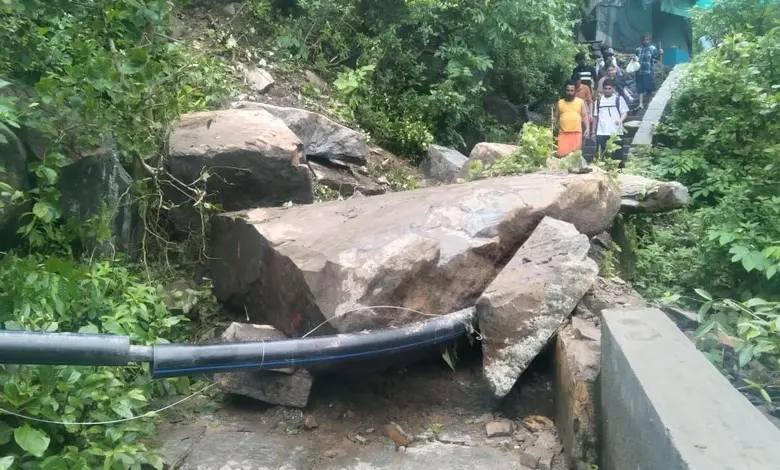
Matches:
[618,174,689,214]
[233,101,369,165]
[477,216,599,398]
[210,171,619,338]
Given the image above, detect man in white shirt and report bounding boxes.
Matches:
[591,79,629,167]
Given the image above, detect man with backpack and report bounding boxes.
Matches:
[591,79,629,166]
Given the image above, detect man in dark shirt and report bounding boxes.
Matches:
[572,52,597,91]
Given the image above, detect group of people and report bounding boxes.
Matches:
[554,33,663,167]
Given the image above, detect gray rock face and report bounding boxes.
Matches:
[457,142,518,179]
[165,109,313,233]
[478,217,599,398]
[421,145,468,183]
[619,174,689,214]
[214,322,313,407]
[209,171,620,337]
[57,152,136,256]
[233,101,370,165]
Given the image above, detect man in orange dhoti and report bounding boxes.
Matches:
[554,80,589,157]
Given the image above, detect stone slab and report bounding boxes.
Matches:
[600,307,780,470]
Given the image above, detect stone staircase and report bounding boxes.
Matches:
[582,92,652,162]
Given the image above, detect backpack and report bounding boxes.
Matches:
[596,96,624,118]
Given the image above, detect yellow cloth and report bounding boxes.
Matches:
[557,98,585,133]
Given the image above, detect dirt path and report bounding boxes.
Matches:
[157,349,566,469]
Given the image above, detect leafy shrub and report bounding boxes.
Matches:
[631,4,780,401]
[0,1,235,468]
[467,123,553,180]
[633,26,780,300]
[254,0,579,159]
[0,255,196,469]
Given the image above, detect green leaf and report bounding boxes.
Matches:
[111,401,135,419]
[31,201,58,223]
[694,288,713,301]
[745,298,768,308]
[0,456,15,470]
[40,455,68,470]
[0,421,13,445]
[14,424,50,457]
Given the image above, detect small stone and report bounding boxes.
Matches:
[323,449,339,459]
[344,410,356,419]
[519,450,541,469]
[366,427,375,434]
[244,67,275,94]
[304,70,328,91]
[222,3,237,15]
[475,413,493,424]
[485,420,513,438]
[303,415,318,430]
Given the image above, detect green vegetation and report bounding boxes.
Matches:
[0,0,232,468]
[630,3,780,408]
[242,0,580,160]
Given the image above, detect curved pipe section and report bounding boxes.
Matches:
[150,307,475,378]
[0,308,476,378]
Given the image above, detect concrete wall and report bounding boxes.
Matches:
[600,307,780,470]
[632,64,687,146]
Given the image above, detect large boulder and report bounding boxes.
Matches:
[58,151,137,256]
[618,174,689,214]
[165,109,313,233]
[554,277,646,470]
[457,142,518,179]
[209,171,620,338]
[477,217,599,398]
[421,145,468,183]
[233,101,369,165]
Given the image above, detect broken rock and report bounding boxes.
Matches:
[421,144,468,183]
[619,174,689,214]
[478,217,599,398]
[165,109,313,233]
[210,171,620,336]
[234,101,369,165]
[308,159,385,196]
[244,67,275,94]
[457,142,517,179]
[485,420,513,438]
[214,322,313,407]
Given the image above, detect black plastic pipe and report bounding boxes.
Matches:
[150,307,475,377]
[0,330,152,366]
[0,307,475,378]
